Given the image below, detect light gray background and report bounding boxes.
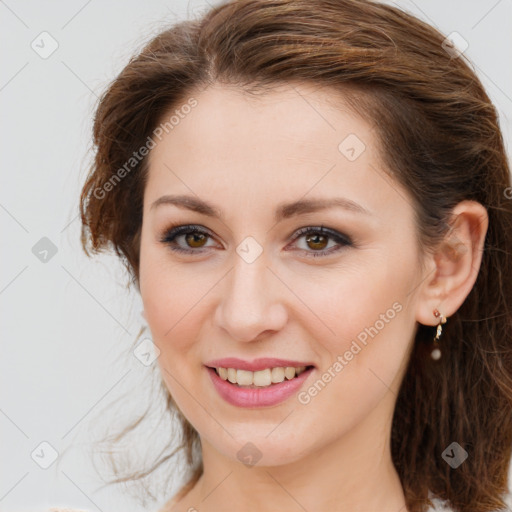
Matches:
[1,1,511,511]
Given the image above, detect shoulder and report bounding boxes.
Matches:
[46,505,173,512]
[47,509,92,512]
[46,496,179,512]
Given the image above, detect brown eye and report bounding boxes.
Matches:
[290,226,353,258]
[185,232,208,248]
[160,224,216,254]
[305,233,328,251]
[160,224,352,258]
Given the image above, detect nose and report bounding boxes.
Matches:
[214,253,288,343]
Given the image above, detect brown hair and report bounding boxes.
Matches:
[79,1,512,510]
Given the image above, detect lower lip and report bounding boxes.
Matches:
[206,366,314,408]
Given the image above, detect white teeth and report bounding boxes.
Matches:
[227,368,237,383]
[215,365,309,387]
[284,366,296,380]
[236,369,253,386]
[271,367,285,383]
[253,369,271,386]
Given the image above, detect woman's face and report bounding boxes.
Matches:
[139,82,425,467]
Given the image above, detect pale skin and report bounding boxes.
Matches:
[138,82,488,512]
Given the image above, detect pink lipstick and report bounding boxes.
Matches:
[205,358,315,408]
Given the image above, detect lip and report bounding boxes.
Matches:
[204,357,315,372]
[205,365,315,408]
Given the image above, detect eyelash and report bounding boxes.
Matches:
[159,224,353,258]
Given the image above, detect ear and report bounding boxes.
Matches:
[415,200,488,326]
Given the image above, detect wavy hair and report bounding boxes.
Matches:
[79,1,512,510]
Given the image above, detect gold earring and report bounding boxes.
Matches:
[431,309,447,360]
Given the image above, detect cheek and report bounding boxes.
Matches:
[290,253,416,375]
[139,241,200,353]
[140,258,208,408]
[297,255,408,324]
[291,263,416,434]
[141,273,201,354]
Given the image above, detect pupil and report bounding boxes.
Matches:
[307,234,327,250]
[187,233,206,247]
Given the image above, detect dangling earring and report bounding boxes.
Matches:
[431,309,447,360]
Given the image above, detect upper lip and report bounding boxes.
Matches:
[205,357,315,372]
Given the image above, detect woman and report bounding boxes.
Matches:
[75,0,512,511]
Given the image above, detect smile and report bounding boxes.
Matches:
[205,363,315,408]
[213,365,309,388]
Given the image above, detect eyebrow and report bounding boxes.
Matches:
[150,194,372,221]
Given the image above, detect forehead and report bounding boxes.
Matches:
[143,82,411,225]
[148,82,371,168]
